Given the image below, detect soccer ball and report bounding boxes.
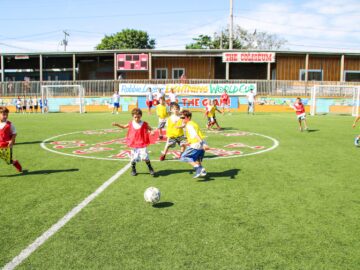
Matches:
[144,187,161,204]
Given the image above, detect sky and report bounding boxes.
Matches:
[0,0,359,53]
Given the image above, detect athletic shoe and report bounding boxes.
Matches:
[149,168,155,177]
[13,160,22,172]
[200,167,207,176]
[159,154,166,161]
[355,137,360,146]
[193,166,203,178]
[131,169,137,176]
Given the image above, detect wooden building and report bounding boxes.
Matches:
[1,50,360,82]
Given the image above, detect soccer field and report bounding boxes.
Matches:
[1,112,360,270]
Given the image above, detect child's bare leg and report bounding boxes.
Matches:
[298,119,303,131]
[303,119,308,129]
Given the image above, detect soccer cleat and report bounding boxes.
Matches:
[200,167,207,176]
[149,168,155,177]
[159,154,166,161]
[193,166,203,178]
[131,169,137,176]
[355,137,360,146]
[13,160,22,172]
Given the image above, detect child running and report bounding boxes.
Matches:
[352,115,360,146]
[291,97,308,131]
[0,106,22,172]
[179,109,207,178]
[205,99,223,130]
[156,97,168,140]
[160,102,187,161]
[112,108,155,176]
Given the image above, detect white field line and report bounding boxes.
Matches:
[2,163,131,270]
[41,130,279,162]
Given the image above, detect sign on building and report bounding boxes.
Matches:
[117,54,148,70]
[222,52,275,63]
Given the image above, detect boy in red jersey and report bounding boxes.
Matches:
[220,90,230,114]
[0,107,22,172]
[291,97,308,131]
[112,108,155,176]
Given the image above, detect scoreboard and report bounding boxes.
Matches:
[117,54,148,71]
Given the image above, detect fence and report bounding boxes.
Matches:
[1,80,360,97]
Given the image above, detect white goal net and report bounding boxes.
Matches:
[310,85,360,116]
[40,85,86,113]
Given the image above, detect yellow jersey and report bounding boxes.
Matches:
[166,115,184,138]
[156,104,167,119]
[186,120,205,144]
[206,105,216,117]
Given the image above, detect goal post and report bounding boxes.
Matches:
[40,85,86,113]
[310,85,360,116]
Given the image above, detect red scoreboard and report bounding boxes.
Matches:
[117,54,148,71]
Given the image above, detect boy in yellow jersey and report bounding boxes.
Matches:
[205,99,223,130]
[179,109,207,178]
[156,97,168,140]
[160,103,187,161]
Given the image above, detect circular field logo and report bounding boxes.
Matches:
[41,128,279,161]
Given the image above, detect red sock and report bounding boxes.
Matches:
[13,160,22,172]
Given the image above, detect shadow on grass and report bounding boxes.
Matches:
[306,129,320,133]
[16,140,44,145]
[0,168,79,178]
[152,202,174,208]
[198,169,241,182]
[154,169,194,177]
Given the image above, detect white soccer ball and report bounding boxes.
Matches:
[144,187,161,204]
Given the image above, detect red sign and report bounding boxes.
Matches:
[117,54,148,70]
[222,52,275,63]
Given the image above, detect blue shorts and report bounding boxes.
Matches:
[114,102,120,108]
[180,147,205,163]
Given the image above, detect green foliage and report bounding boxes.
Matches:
[186,26,286,50]
[96,29,155,50]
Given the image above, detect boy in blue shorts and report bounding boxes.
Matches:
[179,110,207,178]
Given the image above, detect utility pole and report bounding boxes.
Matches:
[226,0,234,80]
[61,30,69,52]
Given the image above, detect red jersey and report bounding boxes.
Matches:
[221,93,229,105]
[126,121,150,148]
[294,102,305,115]
[0,121,13,148]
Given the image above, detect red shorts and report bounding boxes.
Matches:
[146,100,153,108]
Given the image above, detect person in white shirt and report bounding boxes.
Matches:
[155,88,164,104]
[168,88,177,106]
[146,87,154,115]
[112,90,120,114]
[246,89,256,115]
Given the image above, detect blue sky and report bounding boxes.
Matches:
[0,0,359,53]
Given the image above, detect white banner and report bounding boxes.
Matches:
[118,83,257,96]
[222,52,275,63]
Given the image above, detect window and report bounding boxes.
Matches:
[155,68,167,79]
[344,71,360,82]
[299,69,323,81]
[172,68,185,79]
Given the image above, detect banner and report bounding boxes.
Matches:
[222,52,275,63]
[119,83,257,96]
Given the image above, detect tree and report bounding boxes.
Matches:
[96,29,155,50]
[186,26,286,50]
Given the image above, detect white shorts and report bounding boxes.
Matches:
[297,113,306,120]
[131,147,149,162]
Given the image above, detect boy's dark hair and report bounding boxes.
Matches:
[181,109,192,119]
[131,108,142,116]
[0,106,9,114]
[170,102,180,110]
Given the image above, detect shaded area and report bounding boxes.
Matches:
[198,169,240,182]
[152,202,174,208]
[306,129,320,133]
[0,168,79,178]
[16,141,44,145]
[154,169,194,177]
